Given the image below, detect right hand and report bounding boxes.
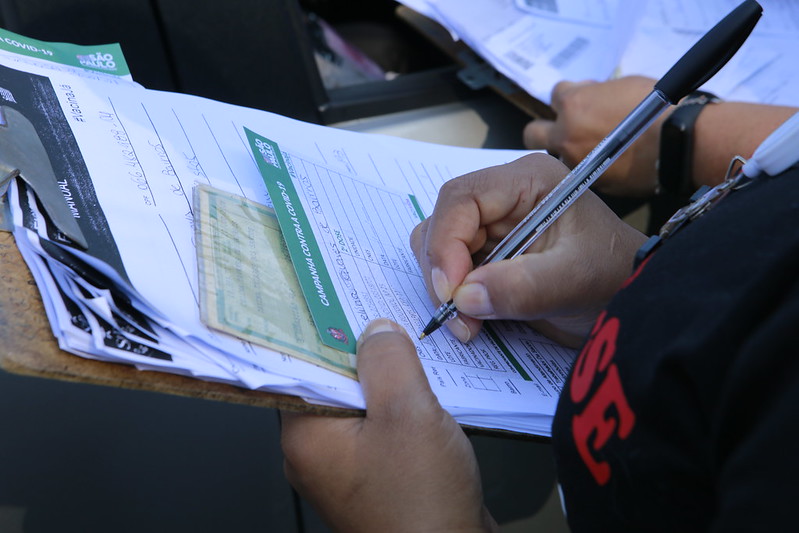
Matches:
[523,76,664,197]
[411,153,647,347]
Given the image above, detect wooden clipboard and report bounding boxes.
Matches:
[0,230,359,416]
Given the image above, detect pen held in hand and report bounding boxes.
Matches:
[420,0,762,339]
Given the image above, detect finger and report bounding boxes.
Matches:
[549,80,578,112]
[422,155,560,295]
[522,119,555,152]
[549,79,596,111]
[356,319,441,419]
[452,235,591,322]
[410,218,428,261]
[281,319,436,482]
[445,313,483,344]
[411,191,486,343]
[452,258,559,322]
[414,173,496,305]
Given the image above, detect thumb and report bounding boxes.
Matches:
[356,319,440,419]
[452,249,583,322]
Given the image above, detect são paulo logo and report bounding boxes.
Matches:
[76,52,117,72]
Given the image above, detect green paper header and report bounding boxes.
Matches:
[0,27,131,78]
[245,127,357,354]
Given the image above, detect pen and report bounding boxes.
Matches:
[420,0,762,339]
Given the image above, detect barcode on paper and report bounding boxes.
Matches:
[549,37,588,69]
[505,50,534,71]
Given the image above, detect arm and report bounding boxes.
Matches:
[523,76,797,196]
[281,319,498,533]
[690,101,796,187]
[410,153,646,346]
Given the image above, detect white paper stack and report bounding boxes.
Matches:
[1,41,573,437]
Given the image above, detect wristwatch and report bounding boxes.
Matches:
[658,90,720,198]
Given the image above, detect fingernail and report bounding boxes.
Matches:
[447,317,472,343]
[431,267,450,303]
[454,283,494,318]
[357,318,405,350]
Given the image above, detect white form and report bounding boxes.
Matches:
[3,58,569,434]
[251,129,574,434]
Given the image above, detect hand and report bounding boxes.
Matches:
[411,153,647,347]
[523,76,663,197]
[281,319,498,533]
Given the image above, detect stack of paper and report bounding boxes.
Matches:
[400,0,643,104]
[0,30,576,437]
[399,0,799,106]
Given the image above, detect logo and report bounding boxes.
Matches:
[255,138,280,169]
[326,327,348,344]
[76,52,117,72]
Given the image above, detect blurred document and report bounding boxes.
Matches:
[400,0,642,104]
[399,0,799,107]
[618,0,799,106]
[515,0,621,25]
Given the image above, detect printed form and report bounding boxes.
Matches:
[249,130,574,431]
[1,55,574,434]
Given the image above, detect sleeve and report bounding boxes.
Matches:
[711,277,799,531]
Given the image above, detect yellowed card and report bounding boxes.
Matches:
[193,185,356,379]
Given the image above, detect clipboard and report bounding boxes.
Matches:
[0,229,358,416]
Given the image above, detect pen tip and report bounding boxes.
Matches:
[420,319,441,339]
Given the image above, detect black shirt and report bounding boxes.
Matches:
[552,167,799,531]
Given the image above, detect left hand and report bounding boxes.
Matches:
[281,319,498,533]
[523,76,663,197]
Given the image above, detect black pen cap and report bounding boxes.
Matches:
[655,0,762,104]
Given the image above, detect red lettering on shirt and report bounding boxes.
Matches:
[569,312,636,486]
[620,253,652,289]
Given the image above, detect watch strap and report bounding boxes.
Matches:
[658,91,720,198]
